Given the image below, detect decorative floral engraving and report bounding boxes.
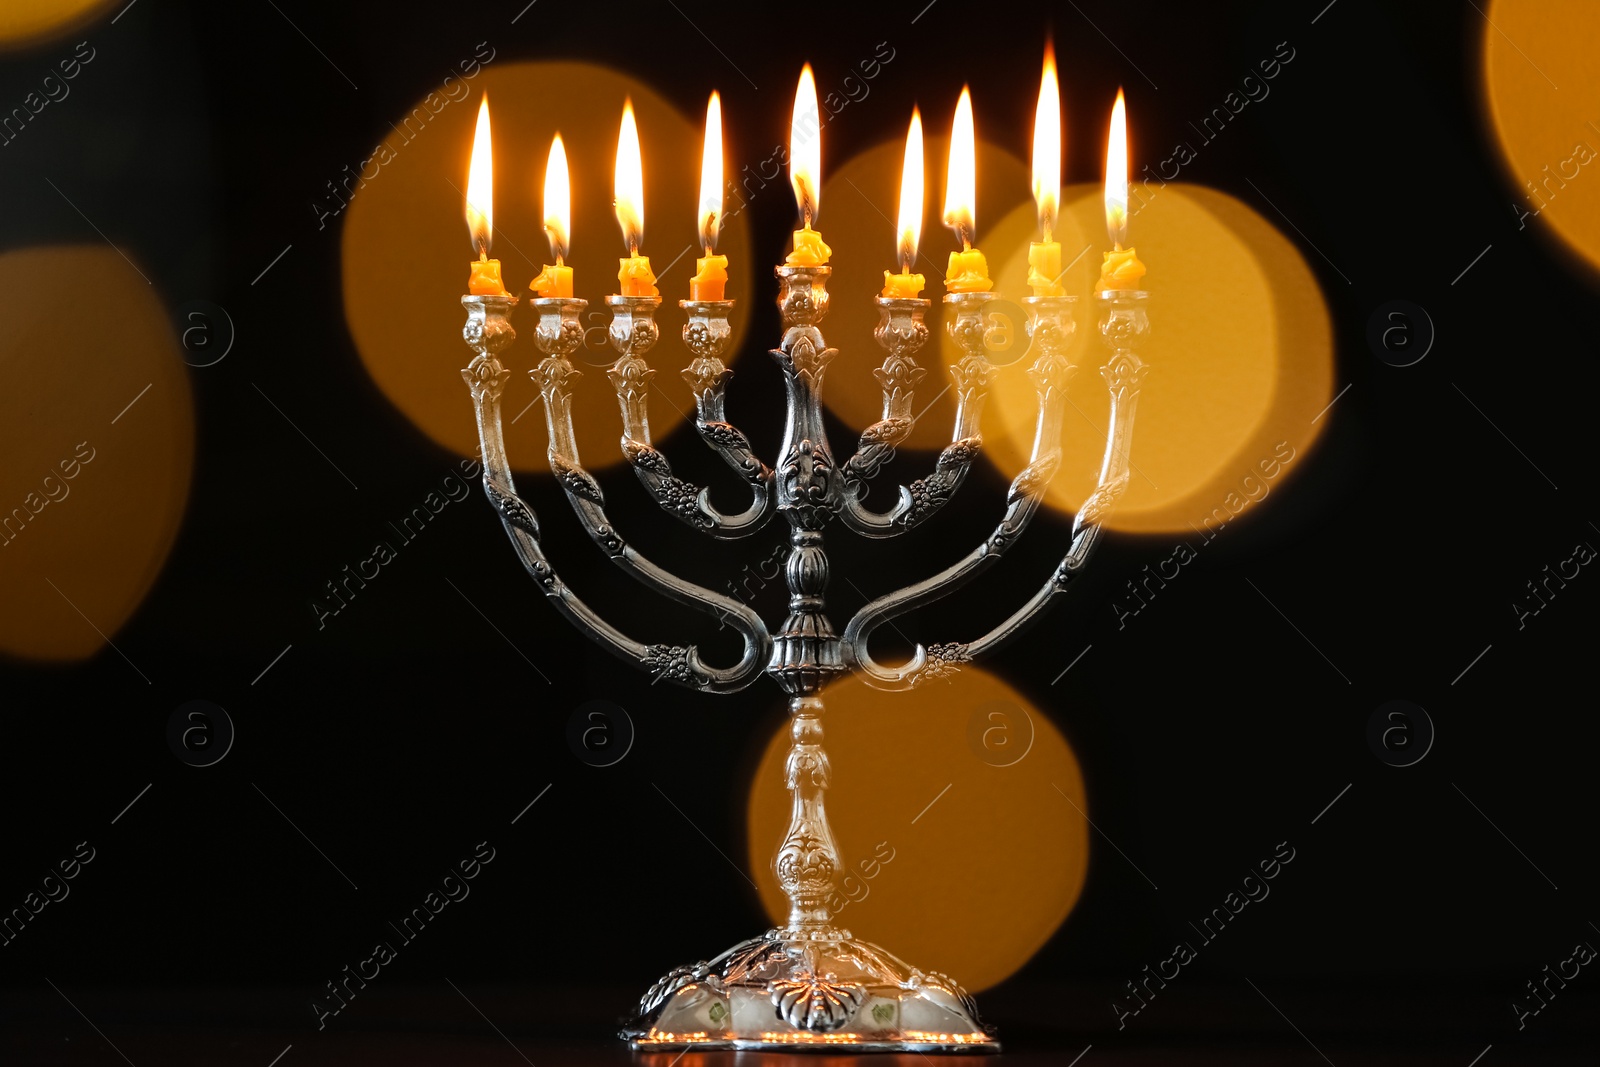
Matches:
[1027,350,1077,401]
[461,355,510,401]
[779,439,834,516]
[785,746,830,790]
[768,973,865,1031]
[699,420,749,452]
[682,355,732,396]
[913,642,971,686]
[1007,454,1060,505]
[485,481,539,539]
[785,334,837,390]
[644,644,696,685]
[1101,351,1148,398]
[622,439,670,476]
[898,438,981,528]
[639,959,723,1015]
[528,355,581,398]
[607,355,656,405]
[1076,472,1129,528]
[549,455,605,506]
[873,316,930,360]
[534,316,585,359]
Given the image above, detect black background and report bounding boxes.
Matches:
[2,0,1597,1060]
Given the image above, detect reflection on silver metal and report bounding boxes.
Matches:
[459,276,1149,1052]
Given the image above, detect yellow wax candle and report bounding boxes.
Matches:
[1097,247,1147,291]
[530,262,573,298]
[468,256,506,296]
[945,248,993,293]
[618,255,658,297]
[882,270,925,298]
[690,253,728,301]
[786,225,831,266]
[1027,240,1066,297]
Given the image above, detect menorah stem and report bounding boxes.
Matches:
[776,693,841,929]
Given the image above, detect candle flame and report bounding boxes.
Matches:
[1105,88,1129,249]
[614,98,644,254]
[699,91,723,253]
[943,86,976,248]
[897,107,924,272]
[1033,45,1061,241]
[544,133,570,262]
[790,64,821,224]
[465,94,493,255]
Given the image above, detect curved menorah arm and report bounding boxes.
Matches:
[462,295,771,695]
[843,293,1148,690]
[601,296,774,539]
[837,293,1002,538]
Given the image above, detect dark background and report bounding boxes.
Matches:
[2,0,1596,1061]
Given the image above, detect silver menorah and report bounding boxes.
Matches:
[459,265,1148,1052]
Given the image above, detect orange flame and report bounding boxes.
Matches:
[544,133,570,263]
[943,86,976,249]
[897,108,924,272]
[465,94,493,255]
[700,91,723,252]
[614,99,644,254]
[791,64,822,224]
[1033,46,1061,241]
[1105,88,1129,249]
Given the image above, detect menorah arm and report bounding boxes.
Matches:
[835,295,997,538]
[840,452,1059,688]
[606,296,775,539]
[951,309,1149,664]
[842,293,1148,690]
[542,452,773,689]
[461,295,771,695]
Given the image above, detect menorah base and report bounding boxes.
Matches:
[620,925,998,1053]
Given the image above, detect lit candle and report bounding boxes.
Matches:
[785,64,832,266]
[1099,88,1147,291]
[942,87,992,293]
[464,94,505,296]
[690,91,729,300]
[614,99,658,297]
[881,108,925,298]
[1027,47,1066,297]
[529,133,574,298]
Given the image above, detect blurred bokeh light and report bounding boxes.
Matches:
[0,0,114,50]
[981,182,1333,533]
[1483,0,1600,276]
[0,245,193,662]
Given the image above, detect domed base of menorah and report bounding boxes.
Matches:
[620,926,999,1053]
